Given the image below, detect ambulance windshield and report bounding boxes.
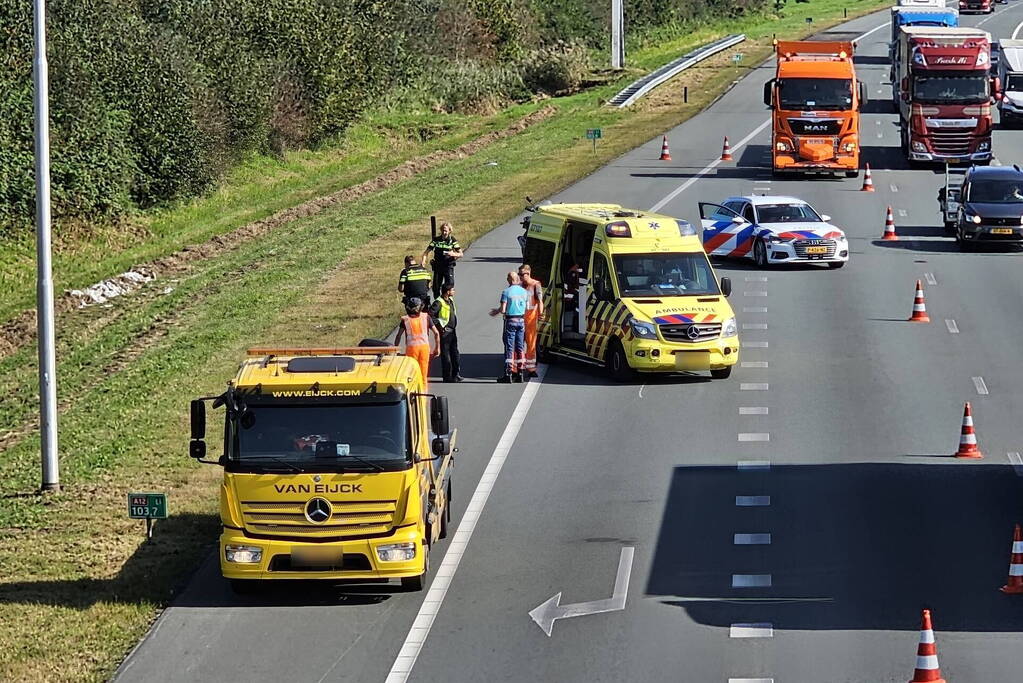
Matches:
[613,253,720,297]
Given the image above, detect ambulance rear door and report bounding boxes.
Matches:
[522,212,565,350]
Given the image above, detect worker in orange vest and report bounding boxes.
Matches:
[394,297,439,385]
[518,264,544,378]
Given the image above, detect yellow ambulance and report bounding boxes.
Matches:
[521,203,739,379]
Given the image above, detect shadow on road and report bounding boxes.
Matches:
[646,462,1023,632]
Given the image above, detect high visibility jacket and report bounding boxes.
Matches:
[398,265,431,297]
[433,296,457,329]
[427,236,461,264]
[401,314,430,347]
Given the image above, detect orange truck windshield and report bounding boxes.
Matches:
[778,78,853,110]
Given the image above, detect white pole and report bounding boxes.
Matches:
[33,0,59,492]
[611,0,624,70]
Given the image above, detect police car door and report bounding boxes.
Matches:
[699,202,753,257]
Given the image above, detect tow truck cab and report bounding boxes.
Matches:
[189,346,455,593]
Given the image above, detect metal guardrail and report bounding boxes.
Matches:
[607,34,747,108]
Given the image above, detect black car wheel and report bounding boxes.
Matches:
[753,240,769,268]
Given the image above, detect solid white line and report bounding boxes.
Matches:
[744,291,768,297]
[743,323,768,330]
[385,367,547,682]
[737,460,770,471]
[736,495,770,506]
[742,341,769,348]
[743,307,767,313]
[741,361,768,369]
[738,433,770,442]
[855,22,889,42]
[1008,452,1023,476]
[740,383,769,390]
[649,118,772,212]
[739,406,768,414]
[729,679,775,683]
[732,574,772,588]
[730,623,774,638]
[734,533,771,545]
[973,377,989,396]
[924,272,937,286]
[945,319,959,334]
[1014,20,1023,40]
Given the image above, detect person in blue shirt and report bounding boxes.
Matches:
[489,271,529,383]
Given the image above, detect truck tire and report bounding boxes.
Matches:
[605,339,634,382]
[438,482,451,540]
[845,170,859,179]
[401,543,428,592]
[710,366,732,379]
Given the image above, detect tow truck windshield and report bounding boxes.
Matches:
[230,402,409,472]
[778,78,853,110]
[614,253,719,297]
[913,72,988,104]
[1005,74,1023,92]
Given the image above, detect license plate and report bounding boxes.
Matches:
[804,138,830,145]
[291,547,343,568]
[805,246,829,254]
[674,351,710,371]
[991,228,1014,235]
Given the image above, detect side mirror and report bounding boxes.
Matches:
[431,395,450,436]
[431,436,451,457]
[720,277,732,297]
[901,92,911,103]
[859,81,867,105]
[189,439,207,460]
[763,80,773,107]
[190,399,206,440]
[901,77,909,92]
[731,215,745,224]
[820,214,831,222]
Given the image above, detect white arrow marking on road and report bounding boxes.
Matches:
[529,546,634,637]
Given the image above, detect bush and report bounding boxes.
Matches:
[520,41,591,95]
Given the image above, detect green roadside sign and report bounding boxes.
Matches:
[586,128,602,140]
[128,492,168,519]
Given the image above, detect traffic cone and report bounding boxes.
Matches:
[908,280,930,323]
[720,136,733,161]
[954,401,983,459]
[883,206,898,241]
[908,609,946,683]
[861,163,875,192]
[1000,524,1023,594]
[659,135,672,161]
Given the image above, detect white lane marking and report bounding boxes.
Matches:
[745,276,768,282]
[898,209,908,218]
[743,323,768,330]
[736,495,770,506]
[945,319,959,334]
[890,184,898,193]
[737,460,770,471]
[855,22,888,42]
[730,623,774,638]
[740,383,769,390]
[973,377,989,396]
[729,679,775,683]
[1008,452,1023,476]
[741,361,768,369]
[650,118,772,212]
[743,307,767,313]
[877,132,884,138]
[638,383,645,398]
[1014,20,1023,40]
[385,367,547,682]
[738,433,770,442]
[527,547,634,637]
[739,406,768,414]
[734,533,771,545]
[744,290,768,297]
[876,120,882,125]
[732,574,772,588]
[742,341,769,348]
[924,272,937,285]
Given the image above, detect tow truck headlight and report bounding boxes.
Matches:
[722,317,737,338]
[225,545,262,563]
[775,139,793,152]
[842,142,857,152]
[911,141,927,153]
[630,319,658,339]
[376,542,417,562]
[978,140,990,151]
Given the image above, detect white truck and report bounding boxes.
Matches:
[897,0,945,6]
[998,40,1023,125]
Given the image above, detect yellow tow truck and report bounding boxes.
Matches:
[188,345,455,593]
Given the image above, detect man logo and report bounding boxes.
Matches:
[305,497,333,524]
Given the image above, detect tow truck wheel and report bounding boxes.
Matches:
[438,482,451,540]
[710,366,732,379]
[401,543,428,592]
[845,170,858,179]
[605,340,634,382]
[753,240,769,268]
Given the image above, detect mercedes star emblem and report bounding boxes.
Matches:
[686,325,701,340]
[305,497,332,524]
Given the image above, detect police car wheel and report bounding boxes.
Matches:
[753,240,768,268]
[710,367,732,379]
[606,340,634,382]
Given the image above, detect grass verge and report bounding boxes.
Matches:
[0,1,889,679]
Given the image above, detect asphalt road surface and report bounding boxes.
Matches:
[117,6,1023,682]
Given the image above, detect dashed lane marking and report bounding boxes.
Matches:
[740,383,769,390]
[745,276,768,282]
[743,307,767,313]
[729,679,775,683]
[739,407,768,414]
[732,574,772,588]
[744,291,768,297]
[945,319,959,334]
[973,377,989,396]
[742,341,769,349]
[890,184,898,193]
[1008,452,1023,476]
[738,433,770,442]
[924,272,937,285]
[897,209,907,218]
[734,533,771,545]
[743,323,768,330]
[736,496,771,506]
[730,623,774,638]
[737,461,770,471]
[741,361,768,369]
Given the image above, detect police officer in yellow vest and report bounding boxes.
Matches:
[430,283,462,382]
[398,255,432,307]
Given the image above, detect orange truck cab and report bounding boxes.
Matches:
[763,41,867,177]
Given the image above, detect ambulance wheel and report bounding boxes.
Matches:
[401,543,428,592]
[605,340,634,382]
[710,366,732,379]
[753,240,769,268]
[229,579,262,596]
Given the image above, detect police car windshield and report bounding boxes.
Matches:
[756,203,823,223]
[614,253,719,297]
[967,179,1023,203]
[232,402,409,472]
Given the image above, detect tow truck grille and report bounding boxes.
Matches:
[929,130,973,156]
[240,500,397,537]
[788,119,842,136]
[794,239,837,258]
[659,322,722,342]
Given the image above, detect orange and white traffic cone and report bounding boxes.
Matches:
[908,280,930,323]
[659,135,672,161]
[861,163,875,192]
[954,401,983,459]
[1000,524,1023,594]
[883,206,898,241]
[908,609,946,683]
[720,136,733,161]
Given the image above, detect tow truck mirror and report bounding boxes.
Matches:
[189,439,207,460]
[720,277,732,297]
[190,400,206,440]
[859,81,867,105]
[762,80,773,107]
[431,395,450,436]
[993,76,1003,101]
[431,435,451,457]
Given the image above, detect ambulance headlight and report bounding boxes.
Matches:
[376,542,417,562]
[630,319,658,339]
[225,545,262,563]
[722,317,737,338]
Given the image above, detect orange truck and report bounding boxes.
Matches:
[763,41,867,177]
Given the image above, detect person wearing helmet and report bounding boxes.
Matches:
[394,297,439,386]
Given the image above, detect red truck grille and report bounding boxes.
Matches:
[928,130,973,156]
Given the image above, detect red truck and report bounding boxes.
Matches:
[892,27,998,164]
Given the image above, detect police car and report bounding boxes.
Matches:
[698,195,849,268]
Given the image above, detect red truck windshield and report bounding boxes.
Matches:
[913,72,988,104]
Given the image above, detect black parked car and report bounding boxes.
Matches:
[954,165,1023,250]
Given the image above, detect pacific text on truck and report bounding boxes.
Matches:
[189,346,455,593]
